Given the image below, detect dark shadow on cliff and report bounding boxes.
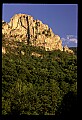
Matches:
[55,91,77,119]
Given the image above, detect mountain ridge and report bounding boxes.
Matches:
[2,13,74,54]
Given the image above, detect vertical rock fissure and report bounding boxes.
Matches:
[26,16,30,45]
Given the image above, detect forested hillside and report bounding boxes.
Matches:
[2,37,77,116]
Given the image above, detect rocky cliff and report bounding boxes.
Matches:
[2,13,73,53]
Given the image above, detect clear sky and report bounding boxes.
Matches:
[2,4,78,47]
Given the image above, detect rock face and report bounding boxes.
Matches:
[2,13,73,53]
[63,45,74,54]
[2,47,6,54]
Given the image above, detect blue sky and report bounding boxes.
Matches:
[2,4,78,47]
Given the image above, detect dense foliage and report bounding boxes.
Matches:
[2,39,77,115]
